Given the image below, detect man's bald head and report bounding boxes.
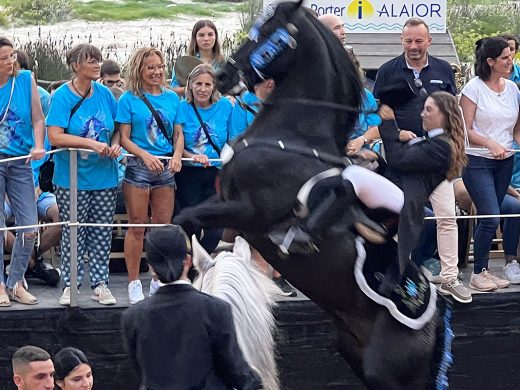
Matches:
[318,14,346,44]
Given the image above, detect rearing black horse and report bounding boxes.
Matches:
[177,2,452,389]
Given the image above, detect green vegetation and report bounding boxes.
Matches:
[0,0,244,25]
[3,0,74,25]
[74,0,241,22]
[448,0,520,62]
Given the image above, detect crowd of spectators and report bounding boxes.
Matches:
[0,11,518,313]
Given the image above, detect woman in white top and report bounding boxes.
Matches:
[460,36,520,292]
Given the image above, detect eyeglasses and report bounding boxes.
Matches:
[414,78,428,98]
[146,64,166,72]
[0,52,17,65]
[104,79,124,88]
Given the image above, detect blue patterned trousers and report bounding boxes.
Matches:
[56,186,117,288]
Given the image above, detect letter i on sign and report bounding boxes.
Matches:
[358,0,363,19]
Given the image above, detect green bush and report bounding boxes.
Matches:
[448,0,520,61]
[7,0,74,25]
[16,30,72,81]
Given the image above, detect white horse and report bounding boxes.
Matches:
[192,235,281,390]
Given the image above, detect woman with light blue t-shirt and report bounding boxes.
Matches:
[47,44,121,307]
[117,47,184,304]
[176,63,232,253]
[0,38,46,307]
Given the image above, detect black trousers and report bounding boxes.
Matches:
[175,166,222,253]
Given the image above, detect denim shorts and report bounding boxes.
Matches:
[123,157,176,189]
[4,192,56,221]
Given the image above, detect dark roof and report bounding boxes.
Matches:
[347,32,460,71]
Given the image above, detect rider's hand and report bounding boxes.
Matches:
[399,130,417,142]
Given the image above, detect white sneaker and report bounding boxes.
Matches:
[59,287,71,306]
[92,283,116,305]
[149,279,162,297]
[504,260,520,284]
[128,280,145,304]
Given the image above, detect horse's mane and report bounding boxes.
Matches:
[304,10,364,145]
[192,236,281,390]
[257,3,363,153]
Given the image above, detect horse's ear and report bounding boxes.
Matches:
[191,234,215,272]
[233,236,252,263]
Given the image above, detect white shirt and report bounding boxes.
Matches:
[462,77,520,159]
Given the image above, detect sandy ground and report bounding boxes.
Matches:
[0,11,242,61]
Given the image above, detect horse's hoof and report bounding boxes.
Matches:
[354,222,387,245]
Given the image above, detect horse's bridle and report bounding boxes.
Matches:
[225,15,360,114]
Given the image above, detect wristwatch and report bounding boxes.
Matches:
[360,135,368,145]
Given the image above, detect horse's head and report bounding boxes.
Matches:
[217,1,305,95]
[218,0,363,149]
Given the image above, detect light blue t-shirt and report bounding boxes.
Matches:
[38,86,51,117]
[509,63,520,84]
[351,88,381,140]
[0,70,36,156]
[115,89,181,156]
[46,82,118,190]
[511,141,520,189]
[229,91,261,141]
[29,87,52,187]
[177,98,232,167]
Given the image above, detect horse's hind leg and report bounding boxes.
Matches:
[363,312,435,390]
[175,196,257,232]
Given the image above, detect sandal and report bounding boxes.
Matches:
[9,285,37,305]
[0,291,11,307]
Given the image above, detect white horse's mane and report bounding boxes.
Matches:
[192,236,281,390]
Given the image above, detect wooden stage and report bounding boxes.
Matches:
[0,258,519,390]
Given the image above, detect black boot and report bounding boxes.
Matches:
[27,256,60,287]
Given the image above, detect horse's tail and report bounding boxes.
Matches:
[429,297,454,390]
[192,236,281,390]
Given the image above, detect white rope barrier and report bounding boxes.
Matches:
[1,212,520,233]
[0,147,223,165]
[425,214,520,220]
[0,221,69,232]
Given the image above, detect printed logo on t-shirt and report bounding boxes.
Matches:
[0,108,24,149]
[80,113,111,142]
[146,111,170,149]
[194,123,219,155]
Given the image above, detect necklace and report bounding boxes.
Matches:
[71,78,90,98]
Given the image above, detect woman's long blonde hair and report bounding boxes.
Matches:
[430,91,467,180]
[125,47,168,95]
[185,63,220,105]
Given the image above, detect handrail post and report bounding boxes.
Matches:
[69,149,79,307]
